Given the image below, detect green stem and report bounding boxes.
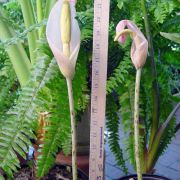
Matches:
[66,78,77,180]
[18,0,38,64]
[36,0,43,38]
[134,68,142,180]
[141,0,160,150]
[0,12,31,87]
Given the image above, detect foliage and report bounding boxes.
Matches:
[0,54,57,178]
[0,46,18,122]
[0,0,90,178]
[160,32,180,44]
[106,0,180,174]
[37,49,89,178]
[106,94,128,174]
[0,0,179,178]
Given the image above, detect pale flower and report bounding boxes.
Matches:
[46,0,80,79]
[115,20,148,69]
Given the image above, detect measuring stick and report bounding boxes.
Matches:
[89,0,110,179]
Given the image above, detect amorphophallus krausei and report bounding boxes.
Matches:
[46,0,80,179]
[115,20,148,180]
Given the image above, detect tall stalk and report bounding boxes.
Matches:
[66,78,77,180]
[61,1,77,179]
[134,68,142,180]
[0,11,31,86]
[141,0,160,149]
[18,0,38,64]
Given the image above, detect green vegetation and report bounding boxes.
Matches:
[0,0,179,179]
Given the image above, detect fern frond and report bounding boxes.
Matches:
[149,0,176,24]
[0,56,57,178]
[36,77,71,178]
[106,94,128,174]
[37,49,89,178]
[0,20,47,48]
[0,55,17,118]
[107,50,133,93]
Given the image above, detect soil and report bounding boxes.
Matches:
[13,164,88,180]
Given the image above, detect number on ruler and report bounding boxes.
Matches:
[89,0,110,179]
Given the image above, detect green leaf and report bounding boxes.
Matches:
[117,0,124,9]
[160,32,180,44]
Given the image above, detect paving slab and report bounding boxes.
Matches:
[171,161,180,172]
[158,150,180,167]
[105,108,180,180]
[155,163,180,180]
[105,176,113,180]
[105,163,124,179]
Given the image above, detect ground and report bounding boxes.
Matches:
[105,108,180,180]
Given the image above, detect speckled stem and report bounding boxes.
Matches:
[134,68,142,180]
[63,39,77,180]
[66,78,77,180]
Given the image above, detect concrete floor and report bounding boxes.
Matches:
[105,108,180,180]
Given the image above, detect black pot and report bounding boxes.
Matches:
[117,174,171,180]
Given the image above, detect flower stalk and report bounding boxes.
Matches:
[46,0,80,179]
[134,68,142,180]
[61,1,77,179]
[66,78,77,180]
[115,20,148,180]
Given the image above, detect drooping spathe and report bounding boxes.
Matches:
[115,20,148,69]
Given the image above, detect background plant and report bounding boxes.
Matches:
[0,0,89,179]
[106,0,180,174]
[0,0,179,179]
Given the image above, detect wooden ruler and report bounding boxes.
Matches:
[89,0,110,179]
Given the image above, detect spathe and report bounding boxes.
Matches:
[115,20,148,69]
[46,0,80,79]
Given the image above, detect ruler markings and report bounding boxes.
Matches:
[89,0,110,179]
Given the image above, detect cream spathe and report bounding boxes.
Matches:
[46,0,80,79]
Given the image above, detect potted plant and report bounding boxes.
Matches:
[46,0,86,179]
[0,0,179,179]
[113,19,176,180]
[105,0,179,179]
[0,0,90,179]
[108,27,180,180]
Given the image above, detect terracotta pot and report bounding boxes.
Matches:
[56,152,89,175]
[117,174,170,180]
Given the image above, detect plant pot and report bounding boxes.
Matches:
[56,152,89,175]
[117,174,170,180]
